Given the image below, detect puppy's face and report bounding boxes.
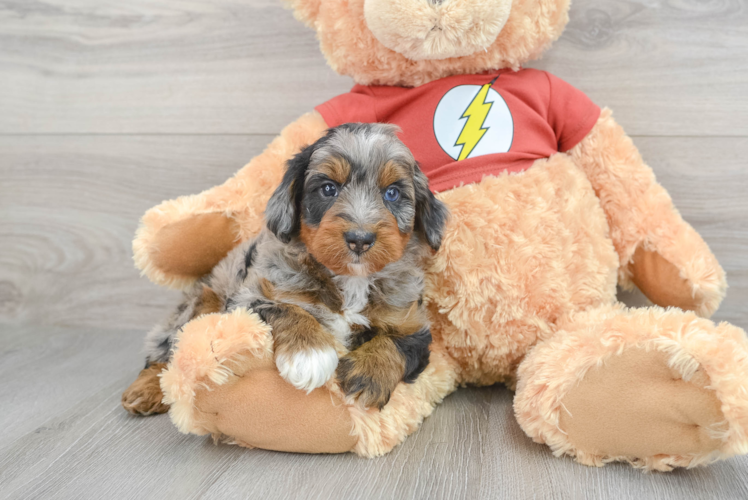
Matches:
[266,123,448,276]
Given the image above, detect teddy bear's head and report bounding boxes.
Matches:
[286,0,570,87]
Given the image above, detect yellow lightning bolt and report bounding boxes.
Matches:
[455,83,494,161]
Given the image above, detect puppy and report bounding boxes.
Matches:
[122,123,449,413]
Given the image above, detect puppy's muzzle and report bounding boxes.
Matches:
[345,230,376,255]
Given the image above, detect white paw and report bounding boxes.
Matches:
[275,347,339,393]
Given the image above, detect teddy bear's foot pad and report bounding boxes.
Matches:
[149,213,240,279]
[558,347,725,460]
[194,364,357,454]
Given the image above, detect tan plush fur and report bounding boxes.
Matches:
[427,155,619,386]
[144,0,748,470]
[363,0,513,61]
[160,308,274,435]
[285,0,569,86]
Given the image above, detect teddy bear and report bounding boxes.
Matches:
[125,0,748,470]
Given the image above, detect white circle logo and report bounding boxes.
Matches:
[433,84,514,161]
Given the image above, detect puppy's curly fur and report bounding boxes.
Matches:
[125,124,448,412]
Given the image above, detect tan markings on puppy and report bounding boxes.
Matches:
[260,276,316,306]
[299,222,319,255]
[368,300,427,336]
[264,269,342,313]
[303,206,411,276]
[378,160,416,204]
[297,253,344,311]
[259,278,276,301]
[363,211,412,274]
[378,160,409,189]
[196,285,223,316]
[349,322,368,335]
[337,336,406,409]
[300,212,353,275]
[121,363,169,416]
[318,157,351,185]
[265,303,338,358]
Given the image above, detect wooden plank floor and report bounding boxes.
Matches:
[1,0,747,498]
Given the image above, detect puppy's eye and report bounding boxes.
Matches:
[320,183,338,198]
[384,186,400,202]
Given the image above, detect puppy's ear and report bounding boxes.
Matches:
[413,165,449,251]
[265,141,316,243]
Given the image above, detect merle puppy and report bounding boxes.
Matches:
[122,123,449,413]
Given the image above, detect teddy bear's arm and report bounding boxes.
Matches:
[133,111,329,289]
[569,109,726,317]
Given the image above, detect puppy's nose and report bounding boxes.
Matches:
[344,231,376,255]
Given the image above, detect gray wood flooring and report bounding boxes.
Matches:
[1,0,747,499]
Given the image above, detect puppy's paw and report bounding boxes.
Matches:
[121,363,170,416]
[336,355,400,410]
[276,347,339,393]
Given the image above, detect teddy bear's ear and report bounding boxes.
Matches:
[265,139,318,243]
[413,165,449,251]
[283,0,322,27]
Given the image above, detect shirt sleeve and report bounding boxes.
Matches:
[315,86,378,128]
[545,72,601,152]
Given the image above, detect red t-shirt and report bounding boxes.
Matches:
[315,68,600,193]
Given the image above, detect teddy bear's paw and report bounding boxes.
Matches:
[275,347,339,393]
[121,363,170,416]
[558,347,727,465]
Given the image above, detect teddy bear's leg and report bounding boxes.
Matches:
[160,308,460,456]
[133,111,328,290]
[570,109,726,317]
[514,305,748,471]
